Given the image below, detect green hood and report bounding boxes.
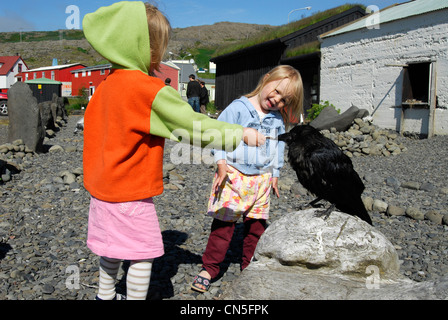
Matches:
[83,1,151,74]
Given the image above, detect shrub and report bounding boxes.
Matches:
[306,100,340,121]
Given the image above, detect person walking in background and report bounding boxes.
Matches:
[187,74,201,112]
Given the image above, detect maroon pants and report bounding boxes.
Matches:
[202,217,267,279]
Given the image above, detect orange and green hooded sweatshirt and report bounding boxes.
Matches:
[82,1,243,203]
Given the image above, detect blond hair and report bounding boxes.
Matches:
[145,2,171,74]
[246,65,304,129]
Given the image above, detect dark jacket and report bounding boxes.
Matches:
[187,80,201,98]
[200,86,209,105]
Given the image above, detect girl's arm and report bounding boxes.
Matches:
[212,160,234,192]
[272,177,280,198]
[150,86,264,150]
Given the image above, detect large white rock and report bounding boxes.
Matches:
[254,209,400,278]
[220,209,448,300]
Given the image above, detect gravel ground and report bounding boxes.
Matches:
[0,115,447,300]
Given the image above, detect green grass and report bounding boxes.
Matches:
[0,29,84,43]
[213,4,365,58]
[285,41,321,58]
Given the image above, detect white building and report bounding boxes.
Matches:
[0,56,28,93]
[319,0,448,136]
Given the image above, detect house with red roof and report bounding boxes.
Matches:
[0,56,29,93]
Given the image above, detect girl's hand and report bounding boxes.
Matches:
[243,128,266,147]
[212,160,234,192]
[272,177,280,198]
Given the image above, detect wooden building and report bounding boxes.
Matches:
[25,78,62,103]
[211,5,366,118]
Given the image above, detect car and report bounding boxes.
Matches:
[0,92,7,116]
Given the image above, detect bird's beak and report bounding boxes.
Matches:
[277,133,289,142]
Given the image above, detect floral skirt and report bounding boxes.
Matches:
[207,166,272,222]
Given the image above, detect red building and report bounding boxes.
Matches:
[154,61,180,91]
[23,63,86,96]
[70,64,111,97]
[58,60,180,98]
[70,61,180,98]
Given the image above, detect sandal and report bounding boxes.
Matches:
[191,274,211,293]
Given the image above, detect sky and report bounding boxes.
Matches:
[0,0,403,32]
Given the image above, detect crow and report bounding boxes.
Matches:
[278,124,372,225]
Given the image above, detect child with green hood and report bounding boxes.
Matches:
[82,1,265,300]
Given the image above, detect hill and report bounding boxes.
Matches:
[0,22,275,70]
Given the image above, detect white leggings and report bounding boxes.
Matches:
[97,256,153,300]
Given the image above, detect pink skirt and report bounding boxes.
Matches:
[87,197,164,260]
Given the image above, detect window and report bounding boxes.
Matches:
[75,72,79,78]
[51,71,55,80]
[100,69,105,75]
[402,62,431,105]
[400,61,437,137]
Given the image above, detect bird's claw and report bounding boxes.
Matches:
[313,204,335,221]
[314,210,331,220]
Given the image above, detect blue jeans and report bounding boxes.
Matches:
[188,97,200,113]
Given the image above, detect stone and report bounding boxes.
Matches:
[220,209,448,300]
[420,182,435,192]
[386,176,400,188]
[7,82,45,153]
[65,146,77,153]
[406,207,425,220]
[42,283,55,294]
[387,205,406,216]
[426,210,443,224]
[373,199,388,213]
[49,145,64,153]
[60,171,76,185]
[357,109,369,118]
[401,181,420,190]
[310,106,361,132]
[443,214,448,226]
[39,101,56,130]
[254,209,400,277]
[362,196,373,211]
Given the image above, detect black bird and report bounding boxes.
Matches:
[278,125,372,225]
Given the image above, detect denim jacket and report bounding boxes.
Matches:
[213,96,285,177]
